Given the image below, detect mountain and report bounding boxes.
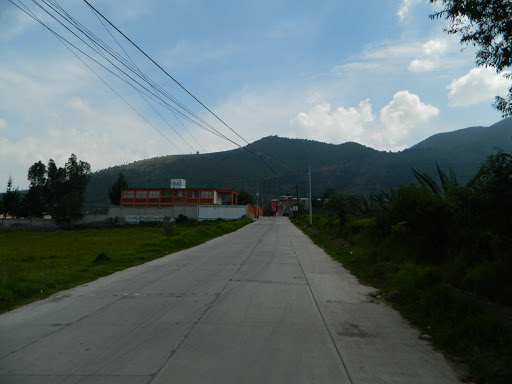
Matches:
[85,118,512,208]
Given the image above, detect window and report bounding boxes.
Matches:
[123,191,134,199]
[200,191,212,199]
[148,190,160,199]
[136,190,147,199]
[188,190,198,199]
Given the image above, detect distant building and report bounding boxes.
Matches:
[271,195,309,216]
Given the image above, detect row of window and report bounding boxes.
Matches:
[122,190,214,200]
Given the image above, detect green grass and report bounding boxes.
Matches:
[292,214,512,384]
[0,218,252,314]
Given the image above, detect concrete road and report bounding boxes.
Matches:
[0,217,459,383]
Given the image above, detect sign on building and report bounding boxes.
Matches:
[170,179,186,189]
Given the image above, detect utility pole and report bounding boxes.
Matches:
[256,183,259,218]
[309,166,312,225]
[296,183,299,214]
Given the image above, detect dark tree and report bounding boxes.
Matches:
[28,160,47,188]
[25,155,91,227]
[51,154,91,227]
[430,0,512,116]
[323,191,350,227]
[2,176,20,218]
[467,150,512,232]
[109,172,128,206]
[237,188,254,205]
[23,161,48,217]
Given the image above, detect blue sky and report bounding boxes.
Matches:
[1,0,510,190]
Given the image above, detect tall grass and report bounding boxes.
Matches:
[0,218,252,314]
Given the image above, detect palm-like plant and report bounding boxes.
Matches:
[412,162,459,197]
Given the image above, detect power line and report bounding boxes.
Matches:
[12,0,306,183]
[32,0,237,147]
[85,2,205,153]
[12,0,185,154]
[83,0,251,147]
[79,1,288,177]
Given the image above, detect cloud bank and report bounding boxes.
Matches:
[291,91,439,150]
[409,38,448,72]
[447,67,511,107]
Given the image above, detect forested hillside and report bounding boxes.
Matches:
[85,118,512,208]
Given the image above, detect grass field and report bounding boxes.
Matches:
[0,218,252,314]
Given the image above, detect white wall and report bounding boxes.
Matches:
[198,205,247,221]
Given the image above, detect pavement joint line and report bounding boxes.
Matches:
[197,320,329,331]
[0,292,130,361]
[148,221,275,383]
[288,226,355,384]
[39,255,218,379]
[230,279,306,285]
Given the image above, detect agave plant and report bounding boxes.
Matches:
[370,188,397,210]
[412,162,459,197]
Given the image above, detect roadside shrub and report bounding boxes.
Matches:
[344,216,377,237]
[162,219,176,237]
[463,260,512,304]
[176,214,188,224]
[92,252,111,264]
[375,185,453,264]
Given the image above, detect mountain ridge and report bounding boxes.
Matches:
[85,118,512,208]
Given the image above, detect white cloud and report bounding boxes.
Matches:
[290,100,374,144]
[0,106,182,190]
[0,53,197,189]
[378,91,439,146]
[0,7,37,42]
[332,41,421,78]
[66,97,94,115]
[447,67,511,107]
[397,0,422,22]
[210,88,303,151]
[288,92,440,151]
[409,38,448,72]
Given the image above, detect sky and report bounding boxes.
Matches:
[1,0,511,190]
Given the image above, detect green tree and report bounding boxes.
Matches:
[237,188,254,205]
[324,191,350,227]
[430,0,512,116]
[26,155,91,227]
[467,149,512,232]
[2,176,20,218]
[23,161,48,217]
[109,172,128,206]
[52,154,91,227]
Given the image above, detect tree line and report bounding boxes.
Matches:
[0,154,91,227]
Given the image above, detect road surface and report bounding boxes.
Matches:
[0,217,459,383]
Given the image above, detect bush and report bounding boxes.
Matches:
[162,219,176,237]
[92,252,111,264]
[375,185,454,264]
[176,214,188,224]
